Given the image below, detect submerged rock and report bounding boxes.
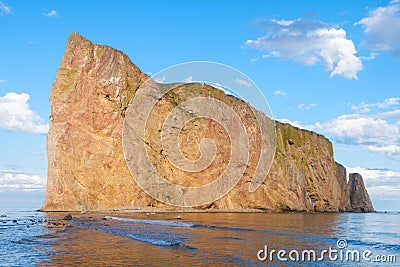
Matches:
[63,214,73,221]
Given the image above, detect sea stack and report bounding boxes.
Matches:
[348,173,375,212]
[42,33,374,212]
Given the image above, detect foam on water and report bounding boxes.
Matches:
[105,216,195,228]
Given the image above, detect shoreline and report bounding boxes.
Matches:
[38,207,375,214]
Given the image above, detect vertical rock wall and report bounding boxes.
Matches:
[42,33,374,212]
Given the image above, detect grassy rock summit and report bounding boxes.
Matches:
[42,33,374,212]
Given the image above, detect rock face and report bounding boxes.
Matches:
[42,33,374,212]
[348,173,375,212]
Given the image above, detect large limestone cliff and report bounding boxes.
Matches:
[42,33,374,212]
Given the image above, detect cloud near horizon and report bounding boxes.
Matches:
[278,97,400,159]
[313,113,400,158]
[0,92,49,134]
[346,166,400,201]
[0,171,46,193]
[245,18,363,79]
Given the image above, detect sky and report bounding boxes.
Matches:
[0,0,399,211]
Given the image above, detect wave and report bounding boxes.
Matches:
[92,226,195,248]
[105,216,195,228]
[125,233,181,246]
[102,216,400,253]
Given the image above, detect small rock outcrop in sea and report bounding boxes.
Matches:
[348,173,375,212]
[42,32,374,213]
[63,214,73,221]
[0,213,6,217]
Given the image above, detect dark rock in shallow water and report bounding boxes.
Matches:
[63,214,73,221]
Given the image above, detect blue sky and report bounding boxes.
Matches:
[0,1,399,211]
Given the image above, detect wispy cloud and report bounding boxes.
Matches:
[355,0,400,56]
[273,90,287,96]
[0,79,6,83]
[298,103,317,110]
[0,0,11,15]
[235,78,252,87]
[245,18,363,79]
[360,52,378,61]
[0,169,25,174]
[43,10,58,17]
[0,92,49,134]
[351,97,400,113]
[0,172,46,193]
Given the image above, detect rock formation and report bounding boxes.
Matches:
[42,33,374,212]
[348,173,375,212]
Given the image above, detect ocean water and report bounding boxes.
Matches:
[0,210,399,266]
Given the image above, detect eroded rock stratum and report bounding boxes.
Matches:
[42,33,374,212]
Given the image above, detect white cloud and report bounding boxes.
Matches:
[276,118,310,130]
[0,172,46,192]
[377,109,400,119]
[0,79,6,83]
[44,10,58,17]
[0,0,11,15]
[346,166,400,201]
[351,97,400,113]
[273,90,287,96]
[184,76,193,83]
[313,113,400,157]
[360,52,378,61]
[280,98,400,158]
[235,78,252,87]
[155,76,166,83]
[355,1,400,55]
[0,92,49,134]
[298,103,317,110]
[246,18,363,79]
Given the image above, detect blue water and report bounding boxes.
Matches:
[0,211,399,266]
[0,209,53,266]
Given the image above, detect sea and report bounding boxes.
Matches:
[0,209,399,266]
